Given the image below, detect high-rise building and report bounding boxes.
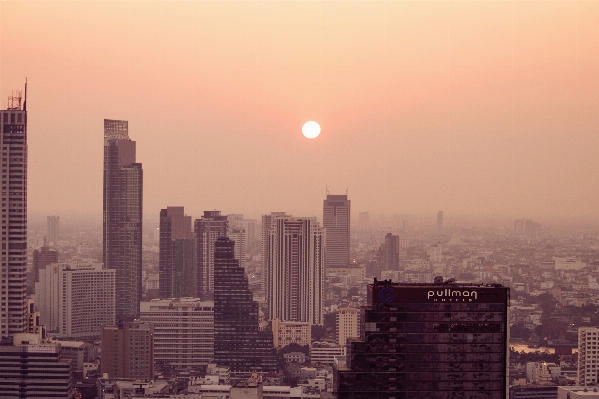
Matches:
[101,321,154,380]
[437,211,444,234]
[265,216,324,325]
[578,327,599,385]
[35,263,115,339]
[213,237,276,378]
[31,242,58,284]
[159,207,195,298]
[336,307,360,346]
[47,215,59,242]
[195,211,228,300]
[384,233,399,271]
[323,194,350,268]
[227,227,246,270]
[1,85,28,338]
[261,212,290,292]
[140,298,214,368]
[103,119,143,321]
[335,279,510,399]
[0,333,73,399]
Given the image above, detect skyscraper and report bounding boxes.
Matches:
[213,237,277,378]
[578,327,599,385]
[323,194,350,268]
[47,216,59,242]
[159,207,195,298]
[261,212,290,292]
[195,211,228,300]
[32,243,58,284]
[265,216,324,325]
[1,85,28,338]
[384,232,399,271]
[335,279,510,399]
[103,119,143,321]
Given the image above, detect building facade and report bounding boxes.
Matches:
[101,321,154,380]
[578,327,599,385]
[337,307,360,346]
[159,207,196,298]
[195,211,228,300]
[213,237,277,377]
[31,243,58,284]
[271,318,311,348]
[36,263,115,339]
[140,298,214,368]
[335,279,510,399]
[384,233,399,271]
[265,216,324,325]
[0,88,28,338]
[323,194,350,268]
[103,119,143,321]
[47,215,59,242]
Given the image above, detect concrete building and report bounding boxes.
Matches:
[261,212,290,291]
[323,194,350,268]
[384,233,399,271]
[265,216,324,325]
[271,318,311,348]
[336,307,360,346]
[101,321,154,380]
[578,327,599,385]
[0,333,73,398]
[1,89,28,338]
[195,210,228,300]
[36,263,115,339]
[515,219,541,237]
[558,387,599,399]
[228,227,247,270]
[47,215,59,242]
[103,119,143,321]
[140,298,214,368]
[510,385,557,399]
[526,361,560,384]
[310,341,346,365]
[31,242,59,291]
[159,207,196,298]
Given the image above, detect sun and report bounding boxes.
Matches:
[302,121,321,139]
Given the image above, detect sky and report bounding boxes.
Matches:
[1,1,599,224]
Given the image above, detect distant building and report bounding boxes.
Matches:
[310,341,346,365]
[228,227,247,270]
[578,327,599,385]
[526,361,560,384]
[103,119,143,321]
[47,215,60,242]
[159,207,196,298]
[213,237,277,378]
[515,219,541,237]
[323,194,350,268]
[384,233,399,271]
[555,257,586,271]
[31,243,58,285]
[261,212,290,292]
[0,333,73,399]
[427,243,443,263]
[336,307,360,346]
[140,298,214,368]
[195,210,228,300]
[36,263,115,339]
[271,318,311,348]
[101,321,154,380]
[437,211,444,234]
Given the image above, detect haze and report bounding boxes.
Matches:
[1,1,598,224]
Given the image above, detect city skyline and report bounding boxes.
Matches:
[2,2,599,222]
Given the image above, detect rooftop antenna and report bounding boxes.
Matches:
[23,78,27,112]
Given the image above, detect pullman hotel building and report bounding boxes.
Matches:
[335,278,510,399]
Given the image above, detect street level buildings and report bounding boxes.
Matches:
[0,90,28,338]
[323,194,350,268]
[103,119,143,321]
[101,321,154,380]
[265,216,324,325]
[159,207,195,298]
[140,298,214,368]
[35,263,115,339]
[195,210,228,300]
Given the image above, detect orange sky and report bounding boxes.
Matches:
[1,1,598,223]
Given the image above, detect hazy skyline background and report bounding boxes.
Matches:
[2,1,598,224]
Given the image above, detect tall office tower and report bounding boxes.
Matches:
[0,334,73,398]
[323,194,350,268]
[213,237,277,378]
[384,233,399,271]
[266,216,324,325]
[47,215,59,242]
[0,86,28,338]
[335,279,510,399]
[336,307,360,346]
[437,211,444,234]
[578,327,599,385]
[229,214,258,242]
[227,227,246,269]
[31,243,58,284]
[140,298,214,368]
[103,119,143,321]
[194,211,228,300]
[159,207,196,298]
[261,212,289,291]
[101,321,154,380]
[36,263,115,339]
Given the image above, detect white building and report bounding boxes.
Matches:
[271,318,311,348]
[265,216,324,325]
[558,386,599,399]
[140,298,214,367]
[555,257,586,271]
[227,227,246,270]
[310,341,346,365]
[35,263,115,339]
[336,307,360,346]
[526,361,560,384]
[578,327,599,385]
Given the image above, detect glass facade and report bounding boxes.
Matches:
[335,280,509,399]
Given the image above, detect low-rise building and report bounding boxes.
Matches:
[272,318,311,348]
